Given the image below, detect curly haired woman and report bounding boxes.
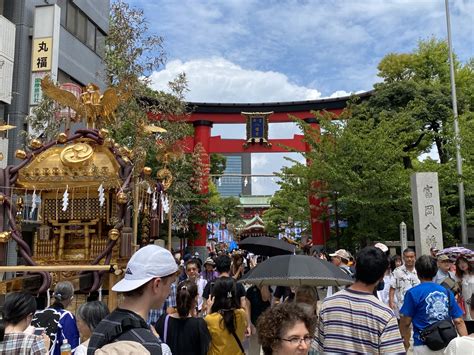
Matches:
[257,302,316,355]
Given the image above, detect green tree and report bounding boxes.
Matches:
[25,1,210,240]
[210,154,227,175]
[207,182,242,235]
[268,38,473,248]
[99,0,214,242]
[263,164,310,237]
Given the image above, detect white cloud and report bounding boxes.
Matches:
[328,90,369,98]
[328,90,355,98]
[133,0,473,95]
[149,57,322,103]
[133,0,473,196]
[149,57,328,195]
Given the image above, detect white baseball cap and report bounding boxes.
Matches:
[329,249,351,261]
[374,243,389,253]
[112,245,178,293]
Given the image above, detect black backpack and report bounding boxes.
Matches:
[88,313,162,355]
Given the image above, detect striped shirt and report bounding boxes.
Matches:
[317,288,405,354]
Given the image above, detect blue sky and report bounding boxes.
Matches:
[127,0,473,194]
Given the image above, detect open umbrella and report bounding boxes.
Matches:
[437,246,474,263]
[238,236,295,257]
[238,254,353,287]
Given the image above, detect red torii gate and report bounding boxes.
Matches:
[160,92,371,250]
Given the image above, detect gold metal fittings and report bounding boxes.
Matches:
[108,228,120,241]
[117,191,128,204]
[0,231,12,243]
[15,150,27,160]
[60,143,94,167]
[29,139,43,150]
[157,167,173,191]
[104,138,114,147]
[99,128,109,138]
[57,133,68,143]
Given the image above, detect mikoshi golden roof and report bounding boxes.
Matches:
[16,140,122,190]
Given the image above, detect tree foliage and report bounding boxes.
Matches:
[105,0,219,239]
[266,38,473,248]
[24,0,212,240]
[263,163,310,237]
[210,154,227,176]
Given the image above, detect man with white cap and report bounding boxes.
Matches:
[329,249,354,277]
[327,249,354,296]
[87,245,178,355]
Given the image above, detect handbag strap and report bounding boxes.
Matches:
[163,314,170,343]
[231,329,245,354]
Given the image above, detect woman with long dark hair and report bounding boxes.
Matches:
[205,276,247,355]
[455,256,474,320]
[155,279,210,355]
[0,292,49,354]
[31,281,79,355]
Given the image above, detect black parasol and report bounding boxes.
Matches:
[238,254,353,287]
[238,236,295,257]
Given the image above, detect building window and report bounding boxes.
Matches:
[86,20,96,50]
[66,1,76,33]
[76,10,87,43]
[64,0,105,57]
[96,30,105,58]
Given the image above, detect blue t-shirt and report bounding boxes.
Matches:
[400,282,462,346]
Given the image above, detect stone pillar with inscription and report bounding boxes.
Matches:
[411,172,443,257]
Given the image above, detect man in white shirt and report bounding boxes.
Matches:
[389,248,420,318]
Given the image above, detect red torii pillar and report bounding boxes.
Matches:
[304,117,330,246]
[188,120,212,254]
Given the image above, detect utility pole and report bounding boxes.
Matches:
[445,0,468,244]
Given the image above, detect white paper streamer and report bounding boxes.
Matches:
[62,186,69,212]
[98,183,105,207]
[30,189,37,218]
[152,191,157,211]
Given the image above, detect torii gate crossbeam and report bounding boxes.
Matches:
[151,92,372,252]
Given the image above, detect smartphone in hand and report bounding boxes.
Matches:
[34,328,45,336]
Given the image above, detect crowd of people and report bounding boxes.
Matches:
[0,243,473,354]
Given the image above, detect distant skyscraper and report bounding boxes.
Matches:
[217,153,251,196]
